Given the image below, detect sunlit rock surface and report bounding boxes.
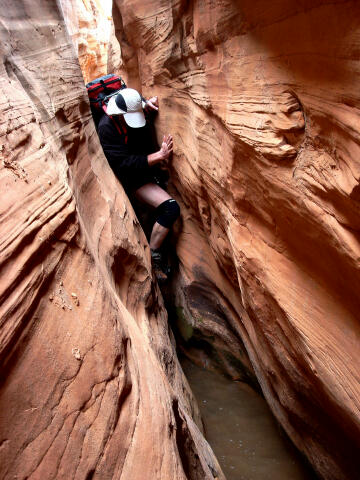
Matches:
[0,2,224,479]
[113,0,360,478]
[59,0,114,83]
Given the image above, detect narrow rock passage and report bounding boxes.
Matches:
[2,0,359,478]
[0,3,225,479]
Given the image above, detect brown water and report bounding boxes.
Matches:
[181,357,317,480]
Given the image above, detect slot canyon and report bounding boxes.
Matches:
[0,0,359,479]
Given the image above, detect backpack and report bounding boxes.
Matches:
[86,73,126,111]
[86,74,128,133]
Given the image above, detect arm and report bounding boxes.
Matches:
[98,117,172,170]
[142,96,174,164]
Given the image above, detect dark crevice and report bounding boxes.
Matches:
[85,468,95,480]
[172,398,212,480]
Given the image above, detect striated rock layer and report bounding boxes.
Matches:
[59,0,114,83]
[0,1,224,479]
[112,0,360,479]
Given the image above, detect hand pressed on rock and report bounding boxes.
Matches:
[160,134,173,160]
[147,134,173,166]
[145,96,159,111]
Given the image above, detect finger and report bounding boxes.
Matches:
[146,101,156,111]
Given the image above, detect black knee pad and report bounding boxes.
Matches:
[155,199,180,228]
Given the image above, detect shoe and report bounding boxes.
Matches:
[151,249,168,282]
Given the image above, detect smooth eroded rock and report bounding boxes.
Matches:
[0,1,224,479]
[112,1,360,478]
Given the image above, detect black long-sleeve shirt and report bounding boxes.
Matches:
[97,113,159,193]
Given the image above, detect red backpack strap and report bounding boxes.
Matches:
[102,104,128,144]
[117,115,128,145]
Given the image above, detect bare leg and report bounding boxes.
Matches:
[134,183,171,249]
[150,222,169,249]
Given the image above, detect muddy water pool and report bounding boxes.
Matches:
[181,358,317,480]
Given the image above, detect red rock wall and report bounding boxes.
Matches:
[112,0,360,478]
[0,1,224,479]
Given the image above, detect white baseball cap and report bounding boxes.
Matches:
[106,88,146,128]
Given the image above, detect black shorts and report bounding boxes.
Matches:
[121,167,168,196]
[122,171,157,195]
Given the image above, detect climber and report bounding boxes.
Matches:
[97,87,180,281]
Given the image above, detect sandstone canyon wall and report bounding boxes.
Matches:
[111,0,360,479]
[0,1,224,479]
[59,0,115,83]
